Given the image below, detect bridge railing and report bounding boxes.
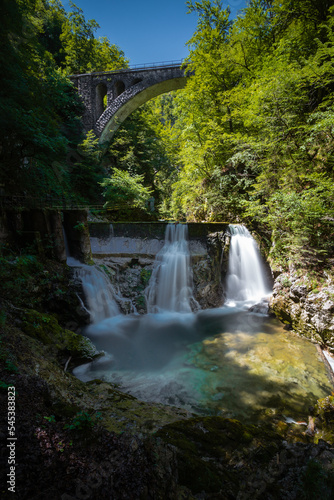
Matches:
[126,59,185,70]
[71,59,188,78]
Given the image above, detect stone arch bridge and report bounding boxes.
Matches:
[70,61,189,144]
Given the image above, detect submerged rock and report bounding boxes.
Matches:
[248,299,270,314]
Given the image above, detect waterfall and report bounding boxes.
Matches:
[62,226,119,322]
[145,223,196,313]
[226,224,270,304]
[76,265,120,322]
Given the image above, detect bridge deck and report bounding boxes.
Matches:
[69,60,186,78]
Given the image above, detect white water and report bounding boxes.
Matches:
[72,223,333,421]
[62,227,120,322]
[76,265,120,322]
[226,224,271,306]
[145,223,196,313]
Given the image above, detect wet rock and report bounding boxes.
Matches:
[311,394,334,444]
[248,299,270,314]
[156,415,334,499]
[289,284,308,301]
[270,273,334,351]
[93,257,153,314]
[323,300,334,313]
[192,231,228,309]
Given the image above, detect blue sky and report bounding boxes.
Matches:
[63,0,247,66]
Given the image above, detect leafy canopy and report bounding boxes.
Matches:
[101,168,153,211]
[0,0,127,201]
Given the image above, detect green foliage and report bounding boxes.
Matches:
[105,101,178,210]
[155,0,334,266]
[135,295,146,309]
[4,358,18,374]
[314,394,334,424]
[140,268,152,286]
[44,415,56,423]
[0,335,18,374]
[73,221,86,233]
[0,0,79,195]
[280,275,292,288]
[0,381,11,391]
[101,168,153,211]
[260,175,334,266]
[0,0,127,201]
[59,1,128,74]
[38,0,128,74]
[14,255,43,275]
[0,254,45,307]
[64,410,101,432]
[0,311,6,327]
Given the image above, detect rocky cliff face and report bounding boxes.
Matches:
[192,231,228,309]
[270,271,334,352]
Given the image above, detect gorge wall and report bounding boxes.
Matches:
[270,271,334,353]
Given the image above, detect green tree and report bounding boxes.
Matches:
[69,130,105,202]
[0,0,83,195]
[59,1,128,74]
[101,168,153,211]
[0,0,128,201]
[163,0,334,267]
[105,99,179,211]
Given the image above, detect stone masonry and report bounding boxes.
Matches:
[70,64,189,143]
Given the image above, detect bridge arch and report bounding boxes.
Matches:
[98,76,186,145]
[70,63,190,145]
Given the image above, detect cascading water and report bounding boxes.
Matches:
[226,224,271,305]
[145,223,196,313]
[62,227,119,322]
[77,265,120,322]
[72,222,332,422]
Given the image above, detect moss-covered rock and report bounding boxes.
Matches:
[270,272,334,351]
[156,416,282,496]
[312,395,334,444]
[192,232,227,308]
[21,309,96,362]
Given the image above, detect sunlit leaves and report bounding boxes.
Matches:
[162,0,334,265]
[263,174,334,265]
[101,168,153,211]
[0,0,129,199]
[59,1,128,74]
